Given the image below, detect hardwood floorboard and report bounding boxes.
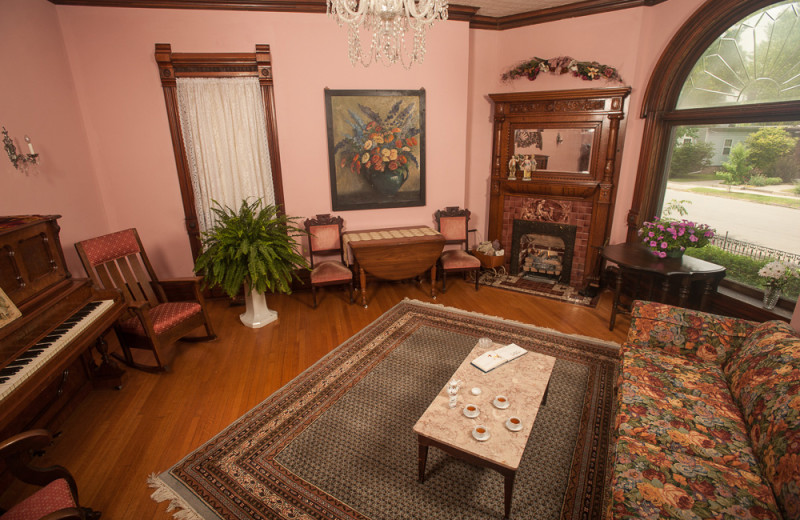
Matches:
[0,279,630,519]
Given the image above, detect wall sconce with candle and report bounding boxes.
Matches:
[2,126,39,169]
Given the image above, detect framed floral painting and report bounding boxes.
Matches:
[325,89,426,211]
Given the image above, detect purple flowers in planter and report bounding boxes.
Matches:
[637,218,715,258]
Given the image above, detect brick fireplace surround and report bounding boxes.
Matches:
[502,196,593,287]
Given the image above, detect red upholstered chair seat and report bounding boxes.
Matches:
[0,478,76,520]
[310,261,353,284]
[441,250,481,270]
[119,302,202,336]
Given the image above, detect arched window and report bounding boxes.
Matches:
[629,0,800,318]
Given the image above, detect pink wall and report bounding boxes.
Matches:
[465,0,700,246]
[0,0,110,276]
[55,6,471,277]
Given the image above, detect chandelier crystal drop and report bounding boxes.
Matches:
[327,0,448,69]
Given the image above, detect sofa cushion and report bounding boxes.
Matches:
[626,302,753,366]
[610,436,781,520]
[618,347,758,470]
[723,321,800,520]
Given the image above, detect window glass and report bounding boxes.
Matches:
[661,123,800,301]
[676,1,800,109]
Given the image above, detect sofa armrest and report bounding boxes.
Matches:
[624,301,755,365]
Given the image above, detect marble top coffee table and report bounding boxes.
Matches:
[413,340,556,519]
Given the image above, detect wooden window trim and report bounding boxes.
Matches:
[627,0,799,321]
[155,43,286,259]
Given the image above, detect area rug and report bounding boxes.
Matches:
[150,299,619,520]
[478,271,598,307]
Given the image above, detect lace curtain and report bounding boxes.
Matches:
[176,77,276,232]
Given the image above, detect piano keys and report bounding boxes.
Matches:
[0,299,115,400]
[0,215,126,436]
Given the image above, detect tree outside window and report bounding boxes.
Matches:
[651,1,800,310]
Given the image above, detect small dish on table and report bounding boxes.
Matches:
[463,404,480,418]
[493,395,510,409]
[505,417,523,432]
[472,425,490,441]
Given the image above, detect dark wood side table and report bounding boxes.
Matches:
[600,242,726,330]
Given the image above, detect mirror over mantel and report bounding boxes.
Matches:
[487,87,631,290]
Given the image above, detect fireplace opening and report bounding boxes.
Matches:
[510,220,577,285]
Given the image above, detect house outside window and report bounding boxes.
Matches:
[722,138,732,156]
[631,0,800,316]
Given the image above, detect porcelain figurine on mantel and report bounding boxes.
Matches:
[507,155,517,179]
[521,155,534,181]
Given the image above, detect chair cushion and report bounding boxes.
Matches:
[309,224,342,252]
[79,228,140,265]
[441,250,480,270]
[119,301,202,336]
[439,216,467,241]
[0,478,76,520]
[310,262,353,284]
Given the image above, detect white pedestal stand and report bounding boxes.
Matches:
[240,285,278,328]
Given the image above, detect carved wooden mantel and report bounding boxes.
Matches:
[487,87,631,288]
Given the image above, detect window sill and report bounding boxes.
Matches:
[713,284,793,323]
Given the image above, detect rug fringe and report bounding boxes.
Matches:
[148,473,204,520]
[400,298,621,350]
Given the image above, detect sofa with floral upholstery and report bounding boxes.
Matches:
[609,301,800,520]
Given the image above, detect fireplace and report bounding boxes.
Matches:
[510,219,577,285]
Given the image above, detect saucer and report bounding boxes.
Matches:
[493,395,510,409]
[505,417,523,432]
[463,405,480,418]
[472,426,490,441]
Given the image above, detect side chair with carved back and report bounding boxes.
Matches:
[75,228,215,372]
[434,206,481,292]
[303,214,354,309]
[0,429,100,520]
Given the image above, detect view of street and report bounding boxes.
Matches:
[664,181,800,256]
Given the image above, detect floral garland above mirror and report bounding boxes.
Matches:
[502,56,623,83]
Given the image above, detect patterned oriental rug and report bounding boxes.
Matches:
[477,271,598,308]
[149,300,620,520]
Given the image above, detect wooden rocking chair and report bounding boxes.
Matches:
[75,228,215,372]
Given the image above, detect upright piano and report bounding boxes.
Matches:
[0,215,126,436]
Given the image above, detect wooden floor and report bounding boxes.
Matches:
[1,278,630,519]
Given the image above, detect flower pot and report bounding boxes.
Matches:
[366,166,409,196]
[762,286,781,310]
[240,284,278,328]
[665,248,684,259]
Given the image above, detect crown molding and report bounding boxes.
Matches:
[470,0,669,30]
[48,0,666,28]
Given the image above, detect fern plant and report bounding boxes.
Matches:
[194,199,309,298]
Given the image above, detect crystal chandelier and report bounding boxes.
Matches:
[327,0,448,69]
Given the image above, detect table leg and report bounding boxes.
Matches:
[609,267,623,331]
[660,277,671,303]
[359,266,368,308]
[430,264,437,299]
[417,442,429,483]
[700,278,713,311]
[504,470,517,519]
[541,379,550,407]
[678,277,690,308]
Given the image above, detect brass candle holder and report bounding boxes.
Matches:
[3,126,39,169]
